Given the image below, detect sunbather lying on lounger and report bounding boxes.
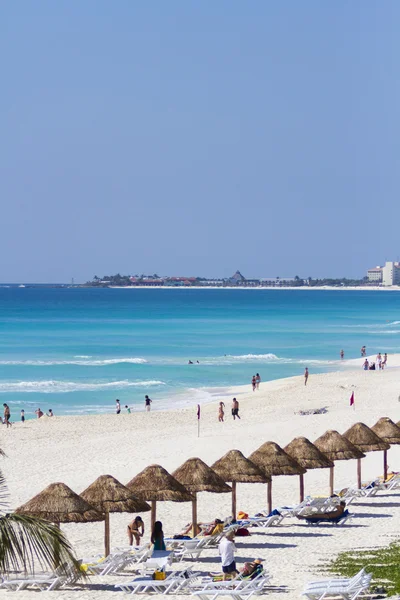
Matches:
[209,558,264,581]
[179,519,224,537]
[296,501,346,523]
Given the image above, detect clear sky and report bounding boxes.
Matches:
[1,1,399,282]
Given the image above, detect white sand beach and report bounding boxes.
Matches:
[2,359,400,599]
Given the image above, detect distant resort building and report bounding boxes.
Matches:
[367,262,400,286]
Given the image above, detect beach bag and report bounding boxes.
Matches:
[235,527,251,536]
[153,570,166,580]
[237,512,248,519]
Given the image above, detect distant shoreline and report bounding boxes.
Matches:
[108,285,400,291]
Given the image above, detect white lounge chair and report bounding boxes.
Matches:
[191,572,270,600]
[0,563,79,592]
[302,568,371,600]
[115,568,200,594]
[174,538,209,561]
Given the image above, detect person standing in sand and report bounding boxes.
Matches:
[232,398,240,420]
[304,367,309,386]
[340,350,344,359]
[116,399,121,414]
[35,408,43,418]
[255,373,261,389]
[251,375,256,391]
[218,402,225,422]
[127,515,144,546]
[219,531,238,581]
[145,395,152,412]
[3,403,11,428]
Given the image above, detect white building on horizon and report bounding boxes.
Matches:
[368,262,400,286]
[382,261,400,286]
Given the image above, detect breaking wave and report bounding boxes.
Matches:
[0,357,148,366]
[0,379,165,393]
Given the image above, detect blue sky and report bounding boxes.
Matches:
[1,1,399,282]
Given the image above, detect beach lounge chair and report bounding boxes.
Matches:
[173,538,209,561]
[237,514,283,528]
[191,572,270,600]
[86,550,142,576]
[302,568,371,600]
[115,568,200,594]
[0,563,79,591]
[302,509,353,526]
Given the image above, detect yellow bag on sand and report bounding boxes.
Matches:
[153,570,166,580]
[237,511,248,519]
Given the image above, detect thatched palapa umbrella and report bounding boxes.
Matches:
[211,450,269,519]
[81,474,151,557]
[126,465,193,531]
[284,437,334,502]
[372,418,400,481]
[16,482,104,566]
[343,422,389,489]
[248,442,306,514]
[172,458,231,537]
[314,430,365,495]
[16,482,104,525]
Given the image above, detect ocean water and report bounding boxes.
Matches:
[0,287,399,418]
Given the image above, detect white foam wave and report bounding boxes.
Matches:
[0,379,165,393]
[0,357,148,366]
[227,353,279,360]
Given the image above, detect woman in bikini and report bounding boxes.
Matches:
[218,402,225,422]
[127,515,144,546]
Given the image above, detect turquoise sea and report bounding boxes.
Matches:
[0,287,399,418]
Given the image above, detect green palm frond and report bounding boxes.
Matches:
[0,470,10,512]
[0,513,82,577]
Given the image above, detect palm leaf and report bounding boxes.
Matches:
[0,470,10,512]
[0,513,82,577]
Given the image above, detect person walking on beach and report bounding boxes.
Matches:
[304,367,309,386]
[3,404,11,428]
[21,409,25,424]
[382,353,388,368]
[218,401,225,422]
[145,395,152,412]
[116,399,121,414]
[232,398,240,420]
[340,349,344,360]
[363,359,369,370]
[251,375,256,392]
[255,373,261,389]
[219,531,238,581]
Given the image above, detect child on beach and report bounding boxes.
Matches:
[145,395,152,412]
[125,405,131,413]
[218,402,225,422]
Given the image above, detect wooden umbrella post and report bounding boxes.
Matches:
[231,481,236,520]
[383,450,388,482]
[151,500,157,531]
[104,510,110,557]
[192,493,197,538]
[357,458,362,489]
[267,480,272,514]
[299,473,304,503]
[329,466,334,496]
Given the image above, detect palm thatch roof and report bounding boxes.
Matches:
[343,422,390,453]
[172,458,231,493]
[211,450,270,483]
[16,482,104,523]
[284,437,334,470]
[371,418,400,445]
[314,430,365,461]
[248,442,306,476]
[81,475,151,513]
[126,465,193,502]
